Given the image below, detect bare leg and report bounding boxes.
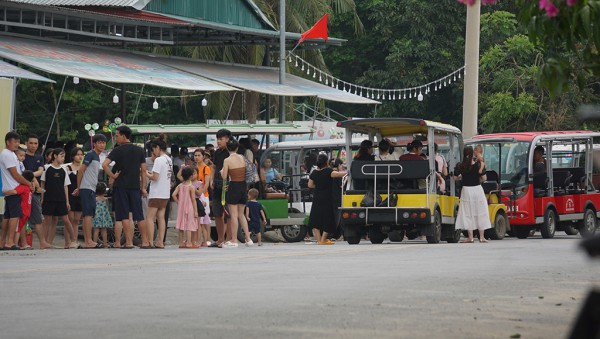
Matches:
[113,221,122,248]
[257,232,262,246]
[101,229,108,247]
[237,204,251,242]
[61,215,73,248]
[93,228,99,243]
[313,228,322,244]
[69,211,81,246]
[145,207,157,247]
[215,216,225,245]
[178,230,184,247]
[227,204,239,243]
[478,228,488,242]
[34,222,50,249]
[320,231,329,243]
[19,226,26,247]
[121,219,134,247]
[136,218,149,247]
[0,218,8,247]
[155,208,166,247]
[186,230,193,246]
[82,216,95,247]
[47,216,58,245]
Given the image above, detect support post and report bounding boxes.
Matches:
[461,0,481,139]
[279,0,286,142]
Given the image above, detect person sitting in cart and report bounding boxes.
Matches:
[534,146,546,173]
[399,140,427,189]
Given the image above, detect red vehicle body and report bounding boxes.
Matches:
[468,131,600,239]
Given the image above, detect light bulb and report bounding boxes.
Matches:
[73,77,79,84]
[153,98,159,110]
[113,94,119,104]
[202,98,208,107]
[418,92,423,101]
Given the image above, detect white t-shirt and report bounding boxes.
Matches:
[149,154,173,199]
[0,149,21,190]
[376,153,399,161]
[40,165,71,186]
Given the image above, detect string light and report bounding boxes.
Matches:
[73,77,79,84]
[289,53,464,101]
[202,98,208,107]
[113,92,119,104]
[152,98,159,110]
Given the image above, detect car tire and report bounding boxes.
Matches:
[281,225,308,243]
[368,227,386,244]
[426,210,441,244]
[561,222,579,235]
[578,208,597,238]
[486,211,508,240]
[541,208,556,239]
[388,230,405,242]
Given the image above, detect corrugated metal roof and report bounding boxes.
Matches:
[72,7,191,25]
[151,56,379,105]
[0,60,55,82]
[4,0,151,10]
[0,36,236,92]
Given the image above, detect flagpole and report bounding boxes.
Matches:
[279,0,286,131]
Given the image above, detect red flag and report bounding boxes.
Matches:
[299,13,328,43]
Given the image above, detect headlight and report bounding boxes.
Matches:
[515,185,529,198]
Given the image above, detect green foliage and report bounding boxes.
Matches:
[480,92,537,132]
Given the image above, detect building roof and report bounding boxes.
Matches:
[4,0,150,10]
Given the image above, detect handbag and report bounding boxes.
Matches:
[378,193,398,207]
[360,190,382,207]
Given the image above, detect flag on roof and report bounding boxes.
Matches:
[299,13,328,43]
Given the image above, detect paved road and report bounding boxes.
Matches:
[1,234,598,339]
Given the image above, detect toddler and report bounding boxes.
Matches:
[245,188,267,246]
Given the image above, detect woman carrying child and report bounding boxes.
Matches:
[173,167,199,248]
[40,148,75,249]
[92,182,113,248]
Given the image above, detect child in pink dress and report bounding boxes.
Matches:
[172,167,198,248]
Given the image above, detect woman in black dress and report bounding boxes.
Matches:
[308,154,346,245]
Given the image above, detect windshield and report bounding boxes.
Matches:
[470,141,530,187]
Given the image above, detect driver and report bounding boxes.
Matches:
[533,146,546,173]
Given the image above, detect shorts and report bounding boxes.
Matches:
[225,181,247,205]
[3,194,23,219]
[148,198,168,209]
[42,201,68,217]
[248,220,261,234]
[18,213,30,232]
[29,194,43,225]
[113,187,144,222]
[211,182,224,218]
[69,195,82,212]
[80,189,96,217]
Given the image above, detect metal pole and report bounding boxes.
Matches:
[461,0,481,139]
[279,0,286,141]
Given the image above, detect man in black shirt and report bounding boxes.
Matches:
[23,134,50,249]
[102,126,148,248]
[210,129,231,247]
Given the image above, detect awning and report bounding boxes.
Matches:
[0,36,235,92]
[149,56,380,105]
[128,123,315,135]
[0,60,54,82]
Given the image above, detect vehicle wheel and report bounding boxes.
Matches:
[426,210,442,244]
[540,209,557,239]
[486,212,508,240]
[368,228,386,244]
[446,228,461,243]
[388,230,405,242]
[281,225,308,243]
[578,208,597,238]
[344,225,361,245]
[561,222,579,236]
[513,227,530,239]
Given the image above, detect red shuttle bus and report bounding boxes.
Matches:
[468,131,600,239]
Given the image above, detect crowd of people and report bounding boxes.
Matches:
[0,127,349,250]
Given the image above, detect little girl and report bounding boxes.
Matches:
[92,182,113,248]
[40,148,75,249]
[192,168,211,247]
[172,167,199,248]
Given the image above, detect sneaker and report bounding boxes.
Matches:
[245,239,254,247]
[222,241,238,248]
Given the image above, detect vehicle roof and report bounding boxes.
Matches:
[265,138,363,151]
[471,131,600,142]
[128,123,314,135]
[337,118,461,136]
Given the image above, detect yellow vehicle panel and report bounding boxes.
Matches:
[342,194,428,209]
[438,195,459,217]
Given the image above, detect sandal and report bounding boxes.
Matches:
[479,238,488,243]
[461,239,474,243]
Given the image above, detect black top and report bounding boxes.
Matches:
[534,161,546,173]
[213,148,229,181]
[23,153,44,177]
[107,143,145,189]
[245,200,265,227]
[355,154,375,161]
[44,166,67,202]
[454,161,482,187]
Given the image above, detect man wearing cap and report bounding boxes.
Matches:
[74,134,107,248]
